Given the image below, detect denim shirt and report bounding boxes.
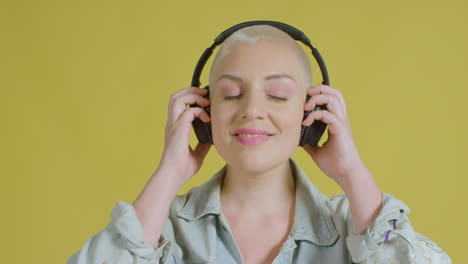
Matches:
[68,158,451,264]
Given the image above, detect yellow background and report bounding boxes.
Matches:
[1,0,466,263]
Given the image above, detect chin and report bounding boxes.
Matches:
[233,154,278,173]
[215,143,296,174]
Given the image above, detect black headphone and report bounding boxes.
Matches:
[190,20,329,146]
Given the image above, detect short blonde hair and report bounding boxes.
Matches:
[208,25,312,94]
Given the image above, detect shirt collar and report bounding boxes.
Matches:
[176,158,339,246]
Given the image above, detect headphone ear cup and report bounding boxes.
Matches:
[190,86,213,144]
[299,95,328,146]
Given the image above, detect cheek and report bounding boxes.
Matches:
[211,103,231,124]
[278,106,304,137]
[210,104,234,142]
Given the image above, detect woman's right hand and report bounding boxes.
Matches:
[157,87,212,187]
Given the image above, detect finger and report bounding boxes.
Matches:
[168,107,211,144]
[307,85,347,111]
[168,87,208,118]
[301,110,343,136]
[307,84,340,97]
[169,93,210,125]
[176,107,211,131]
[304,94,347,120]
[172,87,208,98]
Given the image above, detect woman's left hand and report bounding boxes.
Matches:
[302,84,365,186]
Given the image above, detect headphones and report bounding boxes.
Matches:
[190,20,329,146]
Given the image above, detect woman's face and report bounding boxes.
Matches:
[210,41,308,173]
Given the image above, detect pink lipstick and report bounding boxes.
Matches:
[233,128,273,146]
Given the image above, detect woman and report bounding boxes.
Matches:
[68,24,451,264]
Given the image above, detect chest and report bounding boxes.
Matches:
[223,214,294,264]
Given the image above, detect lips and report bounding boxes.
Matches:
[233,128,273,146]
[233,128,273,136]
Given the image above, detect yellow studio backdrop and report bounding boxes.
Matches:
[1,1,466,263]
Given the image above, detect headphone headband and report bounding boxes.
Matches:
[214,21,311,44]
[191,20,330,88]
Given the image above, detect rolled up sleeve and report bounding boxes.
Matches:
[67,201,175,264]
[343,193,451,264]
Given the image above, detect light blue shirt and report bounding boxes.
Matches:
[68,158,451,263]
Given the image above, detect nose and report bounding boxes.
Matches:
[239,89,267,121]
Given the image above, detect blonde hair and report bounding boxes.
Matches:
[208,25,312,94]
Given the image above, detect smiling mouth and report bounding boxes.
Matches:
[233,128,274,136]
[232,132,273,146]
[234,133,274,137]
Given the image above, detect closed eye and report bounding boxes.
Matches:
[269,96,288,102]
[224,94,288,102]
[224,94,242,100]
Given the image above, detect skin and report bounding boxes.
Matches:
[133,40,382,264]
[210,42,305,217]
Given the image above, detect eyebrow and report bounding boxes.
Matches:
[216,73,296,83]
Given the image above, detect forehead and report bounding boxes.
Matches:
[213,41,304,79]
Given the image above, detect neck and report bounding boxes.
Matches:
[220,159,296,217]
